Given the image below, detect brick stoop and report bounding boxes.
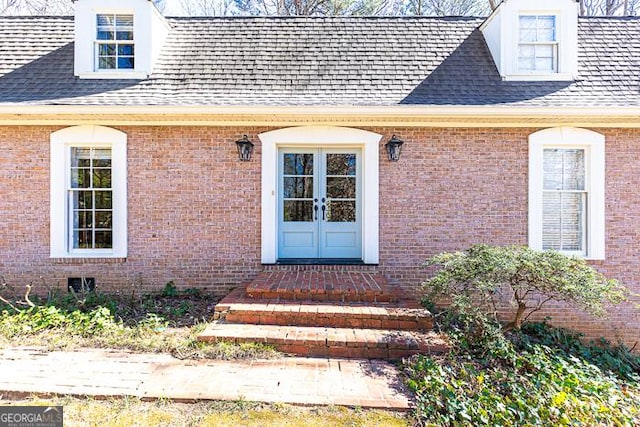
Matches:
[198,323,449,360]
[245,271,400,303]
[198,269,449,360]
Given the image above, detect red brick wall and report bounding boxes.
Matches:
[0,126,266,297]
[0,125,637,347]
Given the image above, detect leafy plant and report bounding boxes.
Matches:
[162,281,178,297]
[405,317,640,426]
[170,301,192,317]
[516,322,640,382]
[424,244,627,331]
[406,342,640,426]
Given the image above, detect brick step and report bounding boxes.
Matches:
[246,271,398,303]
[215,301,433,331]
[197,322,449,360]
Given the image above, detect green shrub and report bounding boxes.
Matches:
[424,244,627,331]
[410,246,639,425]
[430,295,513,360]
[162,281,178,297]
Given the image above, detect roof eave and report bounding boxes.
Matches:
[0,104,639,128]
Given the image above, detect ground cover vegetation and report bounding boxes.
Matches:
[406,245,640,426]
[0,279,278,359]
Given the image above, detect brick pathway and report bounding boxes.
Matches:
[0,347,412,409]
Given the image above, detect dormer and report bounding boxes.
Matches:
[480,0,579,81]
[73,0,170,79]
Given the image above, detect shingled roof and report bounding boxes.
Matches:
[0,15,638,107]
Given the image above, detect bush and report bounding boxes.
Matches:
[423,244,627,331]
[408,246,640,425]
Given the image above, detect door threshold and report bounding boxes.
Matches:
[275,258,365,265]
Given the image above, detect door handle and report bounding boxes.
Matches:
[313,198,318,220]
[321,197,326,221]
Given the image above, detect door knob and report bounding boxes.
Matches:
[321,198,326,221]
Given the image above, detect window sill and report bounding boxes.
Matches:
[76,71,148,80]
[503,73,575,82]
[579,255,605,261]
[51,257,127,264]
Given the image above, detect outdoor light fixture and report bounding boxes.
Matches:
[385,135,404,162]
[235,135,254,161]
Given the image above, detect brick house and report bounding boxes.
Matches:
[0,0,638,352]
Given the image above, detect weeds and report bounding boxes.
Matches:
[0,281,279,361]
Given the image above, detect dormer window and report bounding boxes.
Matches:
[75,0,169,79]
[518,15,557,73]
[96,14,134,70]
[480,0,577,81]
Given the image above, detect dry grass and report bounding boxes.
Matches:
[0,396,410,427]
[0,325,280,360]
[0,308,281,361]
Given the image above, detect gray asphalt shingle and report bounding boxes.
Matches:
[0,16,638,107]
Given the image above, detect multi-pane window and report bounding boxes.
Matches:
[282,153,314,222]
[51,126,127,259]
[518,15,557,73]
[542,149,586,254]
[325,153,357,222]
[96,14,134,70]
[69,148,113,250]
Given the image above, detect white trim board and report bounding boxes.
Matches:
[259,126,382,264]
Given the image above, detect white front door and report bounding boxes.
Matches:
[277,148,362,259]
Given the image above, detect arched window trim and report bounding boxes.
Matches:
[50,125,128,258]
[528,127,605,260]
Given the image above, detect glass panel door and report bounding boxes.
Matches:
[278,150,319,258]
[278,148,362,260]
[318,150,362,259]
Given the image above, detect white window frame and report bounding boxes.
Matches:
[529,127,605,260]
[517,14,558,74]
[50,126,127,258]
[95,13,135,72]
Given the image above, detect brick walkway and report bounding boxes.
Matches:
[0,347,412,409]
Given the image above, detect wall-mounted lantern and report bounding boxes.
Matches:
[235,135,254,161]
[385,135,404,162]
